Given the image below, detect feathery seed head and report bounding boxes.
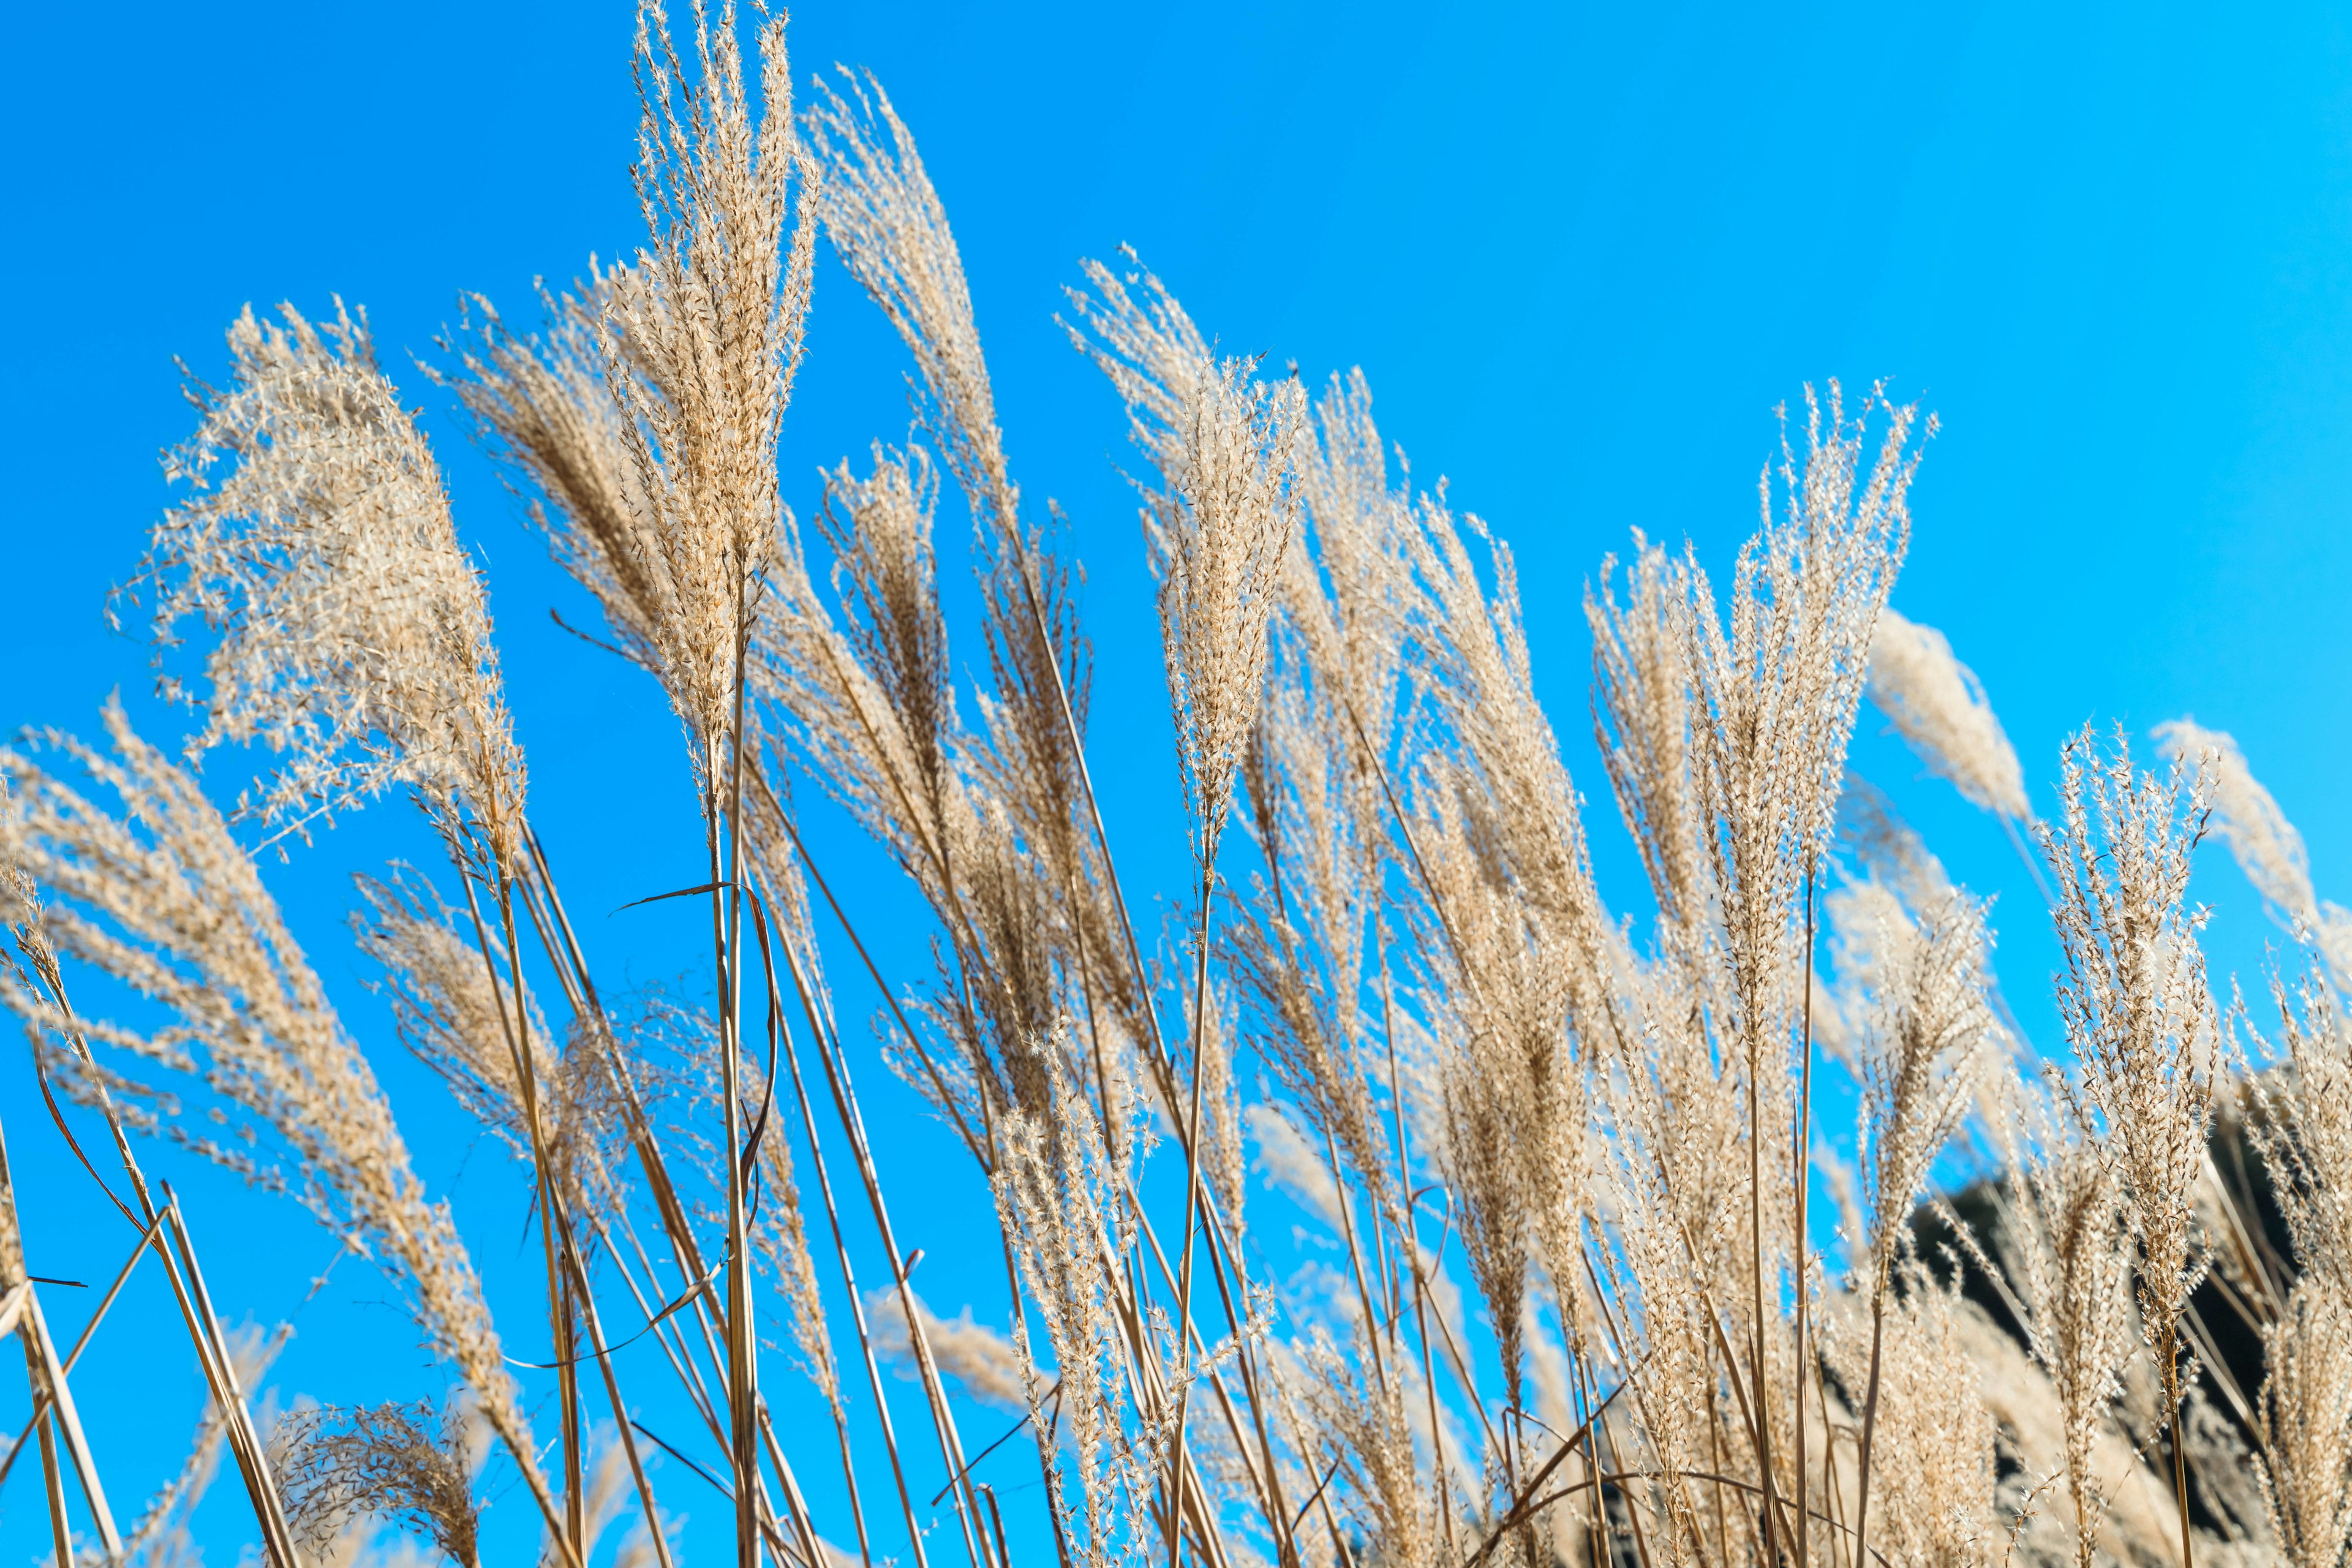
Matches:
[2154,715,2318,925]
[1850,884,1996,1274]
[439,272,671,675]
[1066,254,1303,860]
[0,705,543,1498]
[867,1288,1028,1411]
[1865,607,2030,820]
[2041,724,2218,1329]
[135,302,527,859]
[273,1399,485,1568]
[603,0,820,791]
[806,69,1014,527]
[2256,1283,2352,1568]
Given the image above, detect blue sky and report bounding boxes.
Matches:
[6,0,2352,1561]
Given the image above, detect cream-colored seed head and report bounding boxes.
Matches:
[1866,606,2030,820]
[134,303,527,861]
[1066,254,1302,860]
[2154,715,2317,922]
[0,704,544,1499]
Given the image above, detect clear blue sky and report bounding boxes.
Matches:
[6,0,2351,1561]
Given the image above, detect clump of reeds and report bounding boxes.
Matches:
[8,8,2348,1568]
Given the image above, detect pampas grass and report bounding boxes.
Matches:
[4,8,2344,1568]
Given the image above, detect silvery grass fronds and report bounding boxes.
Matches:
[1408,487,1611,1324]
[802,443,961,876]
[865,1287,1027,1411]
[2152,718,2309,918]
[1833,775,2040,1096]
[1589,532,1710,941]
[1835,773,1958,914]
[1864,606,2030,821]
[2041,724,2217,1567]
[2243,962,2352,1292]
[1593,385,1921,1561]
[2153,717,2352,980]
[603,0,818,789]
[2253,1283,2352,1568]
[805,70,1012,530]
[2043,734,2217,1336]
[1227,371,1410,1192]
[799,61,1125,1140]
[1289,1316,1430,1568]
[805,69,1109,1011]
[437,271,669,675]
[273,1400,485,1568]
[753,443,1095,1139]
[1411,489,1597,957]
[0,704,552,1518]
[989,1043,1155,1568]
[633,990,835,1392]
[772,434,1083,1134]
[735,1046,840,1412]
[129,301,527,863]
[1852,885,1995,1283]
[1065,253,1303,861]
[1840,875,1997,1560]
[352,869,554,1161]
[1815,1266,2001,1568]
[2005,1121,2137,1568]
[349,870,625,1237]
[772,448,1114,1133]
[1224,672,1391,1207]
[1688,383,1922,1036]
[1283,369,1412,753]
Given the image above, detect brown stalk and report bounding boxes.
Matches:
[1675,1212,1803,1558]
[32,1396,70,1568]
[462,857,587,1558]
[1850,1290,1887,1568]
[772,921,936,1568]
[0,1107,121,1564]
[973,1090,1077,1568]
[713,665,763,1568]
[778,739,1232,1568]
[1491,1469,1896,1568]
[1165,858,1218,1568]
[1591,1366,1658,1568]
[760,1398,843,1568]
[529,827,836,1568]
[1383,975,1458,1559]
[160,1191,308,1568]
[1794,856,1817,1568]
[552,1209,677,1568]
[1746,1018,1777,1568]
[524,831,810,1561]
[821,1056,992,1568]
[16,1286,120,1557]
[6,944,326,1568]
[1458,1366,1643,1568]
[1315,1045,1388,1394]
[2163,1319,2193,1568]
[1812,1349,1845,1568]
[586,1208,727,1450]
[749,767,981,1158]
[1110,1153,1283,1543]
[761,896,995,1568]
[0,1208,165,1490]
[1575,1245,1696,1567]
